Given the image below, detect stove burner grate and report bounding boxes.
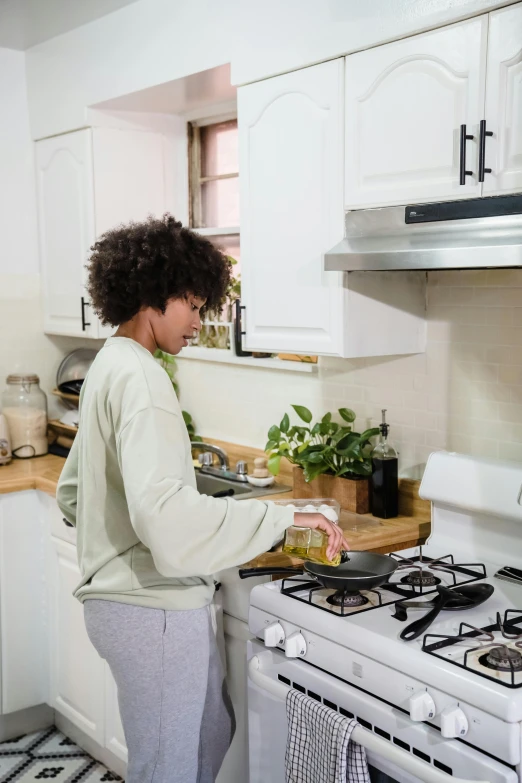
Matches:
[388,551,487,596]
[423,610,522,689]
[280,577,383,616]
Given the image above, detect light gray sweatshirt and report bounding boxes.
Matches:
[57,336,293,609]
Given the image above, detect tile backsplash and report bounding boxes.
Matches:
[177,269,522,478]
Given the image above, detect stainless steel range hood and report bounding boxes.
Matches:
[324,194,522,272]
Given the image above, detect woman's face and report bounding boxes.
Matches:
[152,294,206,355]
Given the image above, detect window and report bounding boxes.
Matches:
[189,118,239,230]
[188,117,240,351]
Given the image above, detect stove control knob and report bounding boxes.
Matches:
[263,622,285,648]
[409,690,436,722]
[285,632,307,658]
[440,705,469,738]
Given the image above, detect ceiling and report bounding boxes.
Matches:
[0,0,142,50]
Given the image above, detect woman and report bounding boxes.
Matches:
[57,215,348,783]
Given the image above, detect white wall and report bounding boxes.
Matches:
[0,48,100,419]
[0,48,38,276]
[25,0,515,139]
[176,269,522,478]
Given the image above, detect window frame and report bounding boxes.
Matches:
[188,112,239,233]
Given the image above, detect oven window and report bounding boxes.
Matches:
[369,767,401,783]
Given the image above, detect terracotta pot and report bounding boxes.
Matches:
[292,465,370,514]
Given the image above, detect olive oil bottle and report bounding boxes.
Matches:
[371,409,399,519]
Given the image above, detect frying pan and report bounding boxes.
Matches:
[239,551,399,593]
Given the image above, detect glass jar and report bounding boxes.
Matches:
[273,498,342,566]
[2,374,48,458]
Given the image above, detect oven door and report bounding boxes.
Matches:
[247,641,517,783]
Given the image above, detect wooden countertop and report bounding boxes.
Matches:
[0,453,66,496]
[0,439,431,560]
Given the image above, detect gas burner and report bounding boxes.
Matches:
[480,646,522,672]
[400,570,441,588]
[423,611,522,689]
[326,591,369,608]
[388,550,487,597]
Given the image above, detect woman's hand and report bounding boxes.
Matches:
[293,513,350,562]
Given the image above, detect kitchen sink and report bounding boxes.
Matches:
[195,471,291,500]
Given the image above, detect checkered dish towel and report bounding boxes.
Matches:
[285,689,370,783]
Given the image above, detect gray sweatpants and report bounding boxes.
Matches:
[84,599,235,783]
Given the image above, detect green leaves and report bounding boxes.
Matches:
[267,453,282,476]
[291,405,313,424]
[265,404,378,482]
[268,425,281,441]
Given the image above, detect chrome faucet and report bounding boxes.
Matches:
[190,441,229,470]
[190,441,249,483]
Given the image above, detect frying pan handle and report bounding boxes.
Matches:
[238,567,304,579]
[400,586,454,642]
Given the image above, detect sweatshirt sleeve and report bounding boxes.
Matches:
[56,434,79,527]
[117,406,294,577]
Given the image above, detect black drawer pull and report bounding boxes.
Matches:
[459,124,474,185]
[62,517,73,528]
[478,119,493,182]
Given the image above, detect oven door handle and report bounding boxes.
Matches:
[248,654,489,783]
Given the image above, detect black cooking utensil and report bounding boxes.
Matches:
[399,583,494,641]
[393,583,496,621]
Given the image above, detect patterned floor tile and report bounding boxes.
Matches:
[31,733,87,759]
[0,728,122,783]
[76,764,122,782]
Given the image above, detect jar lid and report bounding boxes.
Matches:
[6,374,40,384]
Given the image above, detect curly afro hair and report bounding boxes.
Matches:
[86,214,232,326]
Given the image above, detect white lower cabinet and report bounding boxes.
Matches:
[48,536,105,744]
[0,491,49,714]
[104,666,128,763]
[217,614,255,783]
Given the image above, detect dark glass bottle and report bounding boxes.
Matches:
[371,409,398,519]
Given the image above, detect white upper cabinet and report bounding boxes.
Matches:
[483,3,522,195]
[345,17,488,208]
[36,126,174,338]
[238,60,426,358]
[238,60,346,356]
[36,130,97,338]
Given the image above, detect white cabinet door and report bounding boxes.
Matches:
[49,537,105,744]
[483,3,522,195]
[104,665,128,764]
[238,60,345,355]
[216,614,253,783]
[36,130,98,338]
[37,127,175,339]
[0,491,48,714]
[345,17,488,208]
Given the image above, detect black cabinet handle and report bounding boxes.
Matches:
[233,300,252,357]
[459,124,474,185]
[62,517,73,528]
[81,297,91,331]
[478,119,493,182]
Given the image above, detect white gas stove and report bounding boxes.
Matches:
[246,452,522,783]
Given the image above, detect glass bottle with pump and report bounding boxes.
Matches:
[371,409,398,519]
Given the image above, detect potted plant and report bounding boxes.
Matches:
[265,405,379,513]
[154,350,202,442]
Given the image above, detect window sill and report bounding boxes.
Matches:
[194,226,240,236]
[176,346,318,373]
